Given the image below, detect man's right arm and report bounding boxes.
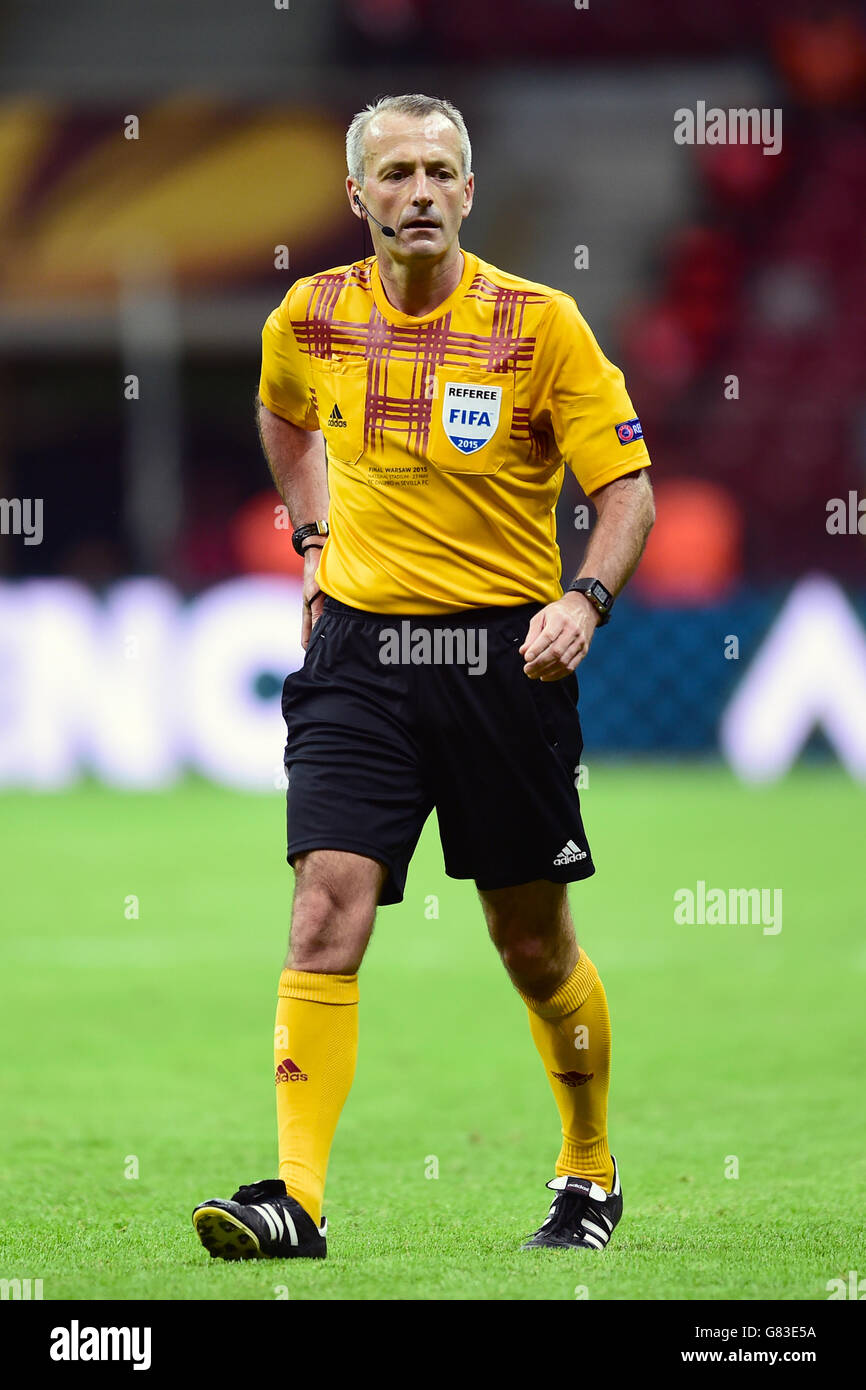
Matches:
[256,396,329,522]
[256,396,330,646]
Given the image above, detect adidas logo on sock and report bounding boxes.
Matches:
[551,1069,594,1087]
[553,839,587,866]
[275,1057,309,1083]
[328,404,347,428]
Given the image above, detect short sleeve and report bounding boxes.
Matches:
[531,294,650,495]
[259,288,319,430]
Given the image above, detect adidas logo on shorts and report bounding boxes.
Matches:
[328,404,347,428]
[553,839,587,866]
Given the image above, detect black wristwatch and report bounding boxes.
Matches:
[567,576,613,626]
[291,520,329,556]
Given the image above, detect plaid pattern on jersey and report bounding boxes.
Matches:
[261,250,649,611]
[291,260,551,461]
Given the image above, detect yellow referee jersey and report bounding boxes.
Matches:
[259,249,650,613]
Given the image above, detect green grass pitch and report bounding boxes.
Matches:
[1,765,863,1301]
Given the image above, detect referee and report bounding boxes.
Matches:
[193,93,654,1261]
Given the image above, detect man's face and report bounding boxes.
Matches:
[348,112,473,261]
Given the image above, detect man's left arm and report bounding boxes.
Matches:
[520,468,655,680]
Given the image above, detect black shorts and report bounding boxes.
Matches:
[280,596,596,906]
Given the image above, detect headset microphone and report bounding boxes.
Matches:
[353,193,396,238]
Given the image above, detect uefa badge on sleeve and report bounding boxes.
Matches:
[614,417,643,445]
[443,382,502,455]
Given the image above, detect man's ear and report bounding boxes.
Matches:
[346,177,365,220]
[461,173,475,220]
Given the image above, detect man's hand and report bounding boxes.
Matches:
[519,591,599,680]
[301,543,326,649]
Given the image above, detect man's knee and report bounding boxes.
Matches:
[480,881,577,998]
[293,866,376,932]
[481,881,571,945]
[287,850,385,972]
[498,933,577,999]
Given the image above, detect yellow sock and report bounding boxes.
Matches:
[517,952,613,1189]
[274,969,359,1226]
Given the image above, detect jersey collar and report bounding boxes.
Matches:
[371,250,477,325]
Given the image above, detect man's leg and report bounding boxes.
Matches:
[480,879,613,1189]
[275,848,386,1225]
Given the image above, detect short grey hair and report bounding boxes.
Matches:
[346,93,472,186]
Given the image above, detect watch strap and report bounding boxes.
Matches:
[568,576,613,625]
[292,520,329,556]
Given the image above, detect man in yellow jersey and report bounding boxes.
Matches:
[193,93,654,1262]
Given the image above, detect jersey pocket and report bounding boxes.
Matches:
[426,366,515,476]
[312,356,367,465]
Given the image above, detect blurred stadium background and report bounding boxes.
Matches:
[1,0,865,783]
[1,0,864,1301]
